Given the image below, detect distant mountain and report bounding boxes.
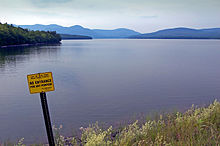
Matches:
[18,24,141,39]
[92,28,141,38]
[60,34,92,40]
[129,27,220,39]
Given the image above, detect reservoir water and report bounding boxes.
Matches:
[0,39,220,143]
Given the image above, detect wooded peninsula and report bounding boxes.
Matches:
[0,23,61,47]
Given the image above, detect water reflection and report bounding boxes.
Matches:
[0,45,61,73]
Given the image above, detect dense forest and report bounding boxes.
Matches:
[0,23,61,46]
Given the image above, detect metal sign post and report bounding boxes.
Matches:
[40,92,55,146]
[27,72,55,146]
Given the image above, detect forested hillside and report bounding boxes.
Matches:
[0,23,61,46]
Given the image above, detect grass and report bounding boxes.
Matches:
[1,100,220,146]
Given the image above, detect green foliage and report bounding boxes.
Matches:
[0,23,61,46]
[1,100,219,145]
[72,100,220,146]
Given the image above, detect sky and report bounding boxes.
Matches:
[0,0,220,33]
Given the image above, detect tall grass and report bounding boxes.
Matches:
[55,100,220,146]
[1,100,220,146]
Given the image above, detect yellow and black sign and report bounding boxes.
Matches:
[27,72,55,94]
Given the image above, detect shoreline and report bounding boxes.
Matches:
[1,100,219,145]
[0,42,61,48]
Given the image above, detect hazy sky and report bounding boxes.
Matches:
[0,0,219,33]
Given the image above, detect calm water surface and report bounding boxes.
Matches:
[0,39,220,142]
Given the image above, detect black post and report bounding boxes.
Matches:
[40,92,55,146]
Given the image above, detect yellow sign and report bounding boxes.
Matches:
[27,72,55,94]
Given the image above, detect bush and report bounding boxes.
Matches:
[1,100,219,145]
[55,100,220,146]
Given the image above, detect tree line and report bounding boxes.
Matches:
[0,23,61,46]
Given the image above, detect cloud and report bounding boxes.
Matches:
[141,15,158,19]
[31,0,73,7]
[0,0,220,32]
